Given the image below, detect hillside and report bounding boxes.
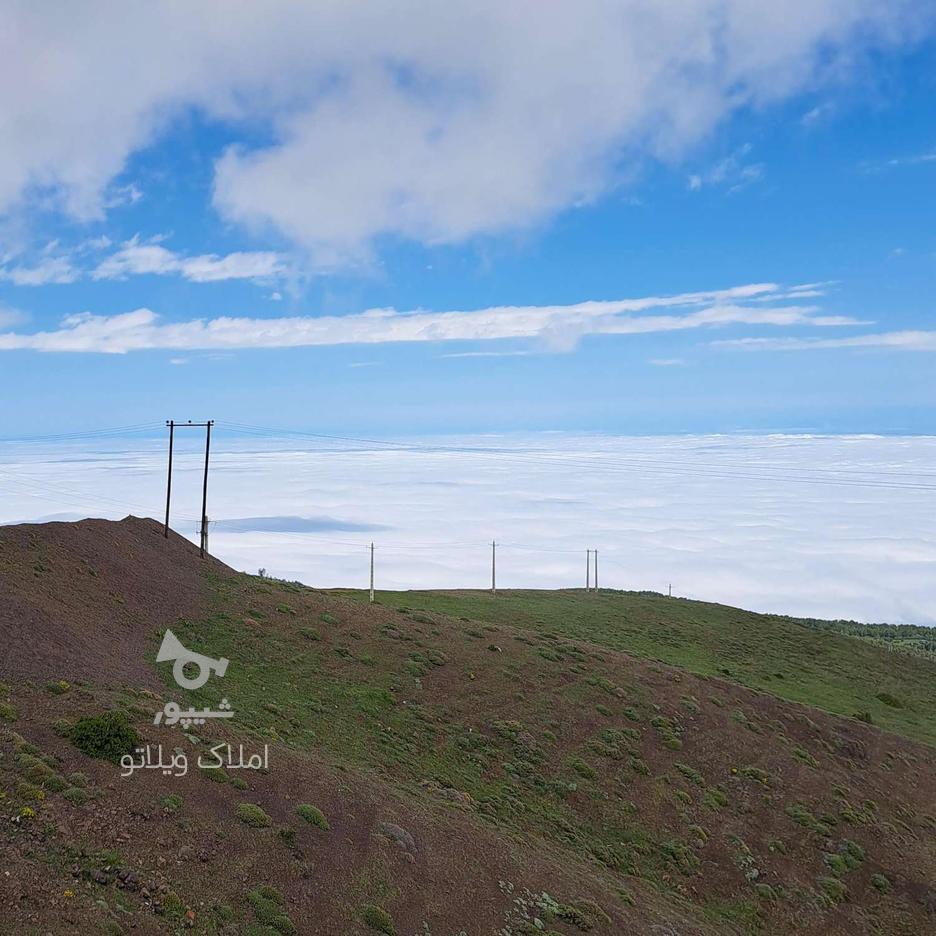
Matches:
[1,519,935,935]
[337,589,936,747]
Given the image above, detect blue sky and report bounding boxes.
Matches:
[1,4,935,437]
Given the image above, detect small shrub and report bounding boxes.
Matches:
[44,680,71,695]
[160,794,183,812]
[817,876,847,904]
[703,787,729,811]
[754,883,777,901]
[676,763,705,787]
[63,787,87,806]
[362,904,395,935]
[296,803,329,830]
[870,873,891,893]
[569,756,597,780]
[875,692,903,709]
[236,803,272,828]
[69,711,139,761]
[740,766,771,786]
[595,703,612,717]
[680,696,701,714]
[201,767,229,783]
[299,627,321,641]
[0,702,17,722]
[52,717,72,737]
[247,885,295,934]
[792,747,819,769]
[231,777,248,791]
[785,802,833,836]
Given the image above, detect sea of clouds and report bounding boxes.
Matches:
[2,433,934,626]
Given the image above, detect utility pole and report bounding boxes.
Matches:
[369,542,375,604]
[668,583,672,598]
[164,420,213,557]
[491,540,496,594]
[586,549,591,591]
[197,517,210,554]
[594,549,598,592]
[199,421,212,558]
[164,420,175,537]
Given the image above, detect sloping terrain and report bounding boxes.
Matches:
[1,518,935,936]
[340,589,936,746]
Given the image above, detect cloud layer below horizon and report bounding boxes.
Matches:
[2,433,934,625]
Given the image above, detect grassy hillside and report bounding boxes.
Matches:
[338,589,936,747]
[3,522,936,935]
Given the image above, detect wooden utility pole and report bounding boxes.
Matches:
[369,542,375,604]
[164,420,213,557]
[491,540,496,594]
[586,549,591,590]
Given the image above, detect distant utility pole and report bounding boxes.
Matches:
[491,540,496,594]
[164,419,214,559]
[369,542,375,604]
[594,549,598,591]
[668,583,672,598]
[586,549,591,591]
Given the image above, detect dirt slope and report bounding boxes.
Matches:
[1,518,935,936]
[0,516,220,688]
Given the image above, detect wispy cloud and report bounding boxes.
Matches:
[91,236,285,283]
[0,283,863,354]
[0,235,287,286]
[650,358,686,366]
[716,331,936,352]
[0,256,79,286]
[688,144,765,193]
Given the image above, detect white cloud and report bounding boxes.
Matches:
[91,236,285,283]
[2,433,934,624]
[0,256,78,285]
[650,358,686,366]
[0,282,864,354]
[0,3,927,261]
[716,330,936,351]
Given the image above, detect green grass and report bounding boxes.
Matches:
[339,589,936,746]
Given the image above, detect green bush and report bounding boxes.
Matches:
[0,702,17,721]
[63,786,87,806]
[818,876,847,904]
[236,803,272,828]
[247,885,295,934]
[296,803,329,830]
[69,711,139,761]
[362,904,395,935]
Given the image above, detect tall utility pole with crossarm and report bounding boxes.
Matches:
[164,420,213,558]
